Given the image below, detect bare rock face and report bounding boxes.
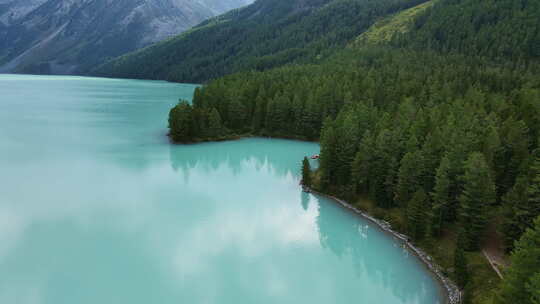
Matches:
[0,0,252,74]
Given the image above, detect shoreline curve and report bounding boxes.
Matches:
[303,186,462,304]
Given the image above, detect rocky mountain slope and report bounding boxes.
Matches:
[0,0,252,74]
[93,0,425,83]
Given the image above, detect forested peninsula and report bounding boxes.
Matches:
[119,0,540,303]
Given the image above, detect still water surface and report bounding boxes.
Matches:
[0,75,444,304]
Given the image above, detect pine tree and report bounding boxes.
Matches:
[431,155,452,236]
[319,118,338,191]
[302,157,312,188]
[350,130,375,194]
[528,152,540,225]
[501,175,531,249]
[228,97,246,131]
[408,189,429,241]
[528,273,540,304]
[207,107,223,138]
[498,216,540,304]
[192,87,203,108]
[454,232,470,289]
[335,112,360,186]
[168,100,194,142]
[396,150,424,207]
[252,95,266,132]
[459,152,496,251]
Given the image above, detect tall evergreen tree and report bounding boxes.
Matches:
[501,175,530,251]
[408,189,429,241]
[498,216,540,304]
[431,155,452,236]
[302,157,312,188]
[527,152,540,225]
[228,97,246,130]
[529,273,540,304]
[459,152,496,251]
[168,100,194,142]
[207,108,223,138]
[396,150,424,207]
[319,118,338,190]
[454,232,470,289]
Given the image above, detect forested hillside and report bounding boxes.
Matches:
[93,0,429,82]
[396,0,540,62]
[165,0,540,303]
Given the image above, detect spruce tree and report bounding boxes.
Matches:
[459,152,496,251]
[319,118,338,190]
[350,130,375,194]
[454,232,470,289]
[408,189,428,241]
[527,152,540,226]
[501,176,530,251]
[228,97,246,131]
[252,95,266,132]
[529,273,540,304]
[207,108,223,138]
[302,157,312,188]
[431,155,451,236]
[498,216,540,304]
[396,150,424,207]
[168,100,194,142]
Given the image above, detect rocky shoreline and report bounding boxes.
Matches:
[303,186,462,304]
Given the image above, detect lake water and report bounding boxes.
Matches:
[0,74,444,304]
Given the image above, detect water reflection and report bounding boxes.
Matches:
[301,191,310,211]
[169,138,318,178]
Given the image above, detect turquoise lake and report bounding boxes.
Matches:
[0,74,444,304]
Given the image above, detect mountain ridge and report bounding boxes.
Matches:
[0,0,253,74]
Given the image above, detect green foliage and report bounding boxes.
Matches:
[459,153,496,251]
[408,189,429,241]
[501,151,540,251]
[168,100,230,142]
[207,108,224,138]
[302,157,312,187]
[528,272,540,304]
[454,232,470,289]
[396,150,425,207]
[497,216,540,304]
[431,155,451,236]
[396,0,540,62]
[168,100,194,142]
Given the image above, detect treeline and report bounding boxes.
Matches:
[94,0,429,83]
[396,0,540,63]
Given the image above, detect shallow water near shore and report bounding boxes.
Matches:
[0,74,444,304]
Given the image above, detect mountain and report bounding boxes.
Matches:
[0,0,253,74]
[93,0,428,83]
[0,0,47,26]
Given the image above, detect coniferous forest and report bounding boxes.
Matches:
[108,0,540,303]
